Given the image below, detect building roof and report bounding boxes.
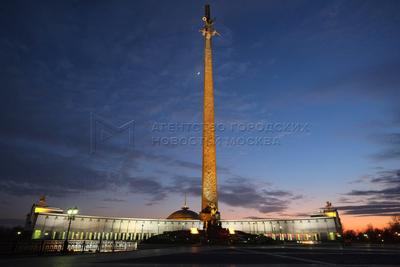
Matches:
[167,206,199,220]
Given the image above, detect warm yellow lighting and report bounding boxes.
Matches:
[17,231,21,235]
[228,228,235,234]
[34,207,51,213]
[324,211,337,217]
[300,240,316,245]
[190,228,199,234]
[32,230,41,239]
[328,232,336,240]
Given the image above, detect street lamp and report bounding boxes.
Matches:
[63,206,79,253]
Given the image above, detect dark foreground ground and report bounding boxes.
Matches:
[1,244,400,266]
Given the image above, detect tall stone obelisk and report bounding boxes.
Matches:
[199,5,220,227]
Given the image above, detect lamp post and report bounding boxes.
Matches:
[63,207,79,253]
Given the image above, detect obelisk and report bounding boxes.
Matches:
[199,4,220,227]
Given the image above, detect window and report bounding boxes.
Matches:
[32,230,41,239]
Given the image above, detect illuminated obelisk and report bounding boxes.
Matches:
[199,4,220,228]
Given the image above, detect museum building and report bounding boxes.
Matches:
[26,197,342,242]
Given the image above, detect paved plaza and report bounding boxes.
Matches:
[1,245,400,266]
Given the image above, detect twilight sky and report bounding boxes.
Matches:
[1,0,399,230]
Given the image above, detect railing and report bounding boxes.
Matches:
[0,239,137,255]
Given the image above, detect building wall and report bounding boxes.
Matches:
[32,213,341,242]
[221,218,340,241]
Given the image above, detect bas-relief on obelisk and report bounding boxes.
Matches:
[199,4,221,229]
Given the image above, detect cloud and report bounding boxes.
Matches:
[347,187,400,198]
[220,179,293,213]
[125,176,167,202]
[102,198,125,202]
[370,169,400,184]
[341,169,400,216]
[0,133,205,200]
[337,202,400,216]
[167,175,301,214]
[370,133,400,161]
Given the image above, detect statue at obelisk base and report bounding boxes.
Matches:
[199,202,221,229]
[199,4,221,231]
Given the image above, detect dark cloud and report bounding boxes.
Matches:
[262,189,292,197]
[137,153,203,171]
[347,187,400,198]
[168,175,202,196]
[337,202,400,216]
[336,197,360,204]
[221,181,302,213]
[0,127,302,212]
[133,175,301,214]
[125,176,167,202]
[370,169,400,184]
[342,169,400,216]
[367,107,400,161]
[0,139,112,197]
[220,186,290,213]
[372,150,400,161]
[0,134,206,200]
[102,198,125,202]
[370,133,400,161]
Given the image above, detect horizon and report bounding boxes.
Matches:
[1,0,400,232]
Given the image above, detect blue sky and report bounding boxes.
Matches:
[1,0,399,229]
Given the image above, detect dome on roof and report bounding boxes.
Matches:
[167,206,199,220]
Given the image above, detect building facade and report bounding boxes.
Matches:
[27,200,342,242]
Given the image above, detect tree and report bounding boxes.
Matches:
[388,215,400,233]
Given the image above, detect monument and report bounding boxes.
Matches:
[199,4,221,230]
[25,5,343,246]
